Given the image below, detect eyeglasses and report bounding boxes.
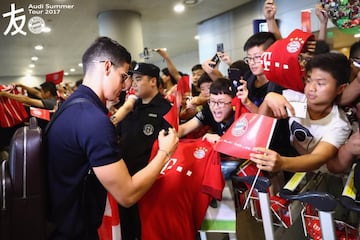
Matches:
[244,55,262,64]
[208,100,232,107]
[350,57,360,68]
[92,60,129,82]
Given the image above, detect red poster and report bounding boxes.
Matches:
[214,113,277,159]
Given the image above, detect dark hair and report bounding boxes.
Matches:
[197,73,212,88]
[314,40,330,55]
[75,78,83,87]
[350,40,360,59]
[191,64,203,72]
[82,37,131,74]
[305,52,350,86]
[40,82,57,96]
[229,60,250,75]
[243,32,276,51]
[130,60,137,71]
[161,67,177,85]
[210,77,235,97]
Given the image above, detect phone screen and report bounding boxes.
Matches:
[228,68,243,94]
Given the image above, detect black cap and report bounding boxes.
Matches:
[129,63,160,78]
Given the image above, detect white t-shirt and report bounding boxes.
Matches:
[284,90,351,172]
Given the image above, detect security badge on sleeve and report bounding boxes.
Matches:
[142,113,158,136]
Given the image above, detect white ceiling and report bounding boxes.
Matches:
[0,0,251,78]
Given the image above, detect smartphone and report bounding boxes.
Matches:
[209,43,224,68]
[228,68,243,94]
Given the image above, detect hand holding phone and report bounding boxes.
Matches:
[209,43,224,68]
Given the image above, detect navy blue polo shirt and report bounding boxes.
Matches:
[46,85,122,239]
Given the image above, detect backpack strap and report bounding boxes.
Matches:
[43,98,91,137]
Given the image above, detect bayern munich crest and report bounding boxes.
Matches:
[286,38,304,53]
[231,117,248,137]
[193,147,207,159]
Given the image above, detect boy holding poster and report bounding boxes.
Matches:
[252,52,351,173]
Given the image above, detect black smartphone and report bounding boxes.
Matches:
[228,68,242,94]
[209,43,224,68]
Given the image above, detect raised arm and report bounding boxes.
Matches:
[264,0,282,40]
[315,3,329,41]
[16,83,42,99]
[155,49,182,82]
[0,91,45,108]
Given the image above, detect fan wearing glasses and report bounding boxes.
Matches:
[238,32,284,114]
[178,77,240,180]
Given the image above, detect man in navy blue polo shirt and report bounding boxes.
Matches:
[116,62,173,240]
[46,37,178,240]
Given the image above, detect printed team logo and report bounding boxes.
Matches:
[262,52,272,71]
[193,146,207,159]
[286,37,305,53]
[231,117,248,137]
[27,16,45,34]
[143,124,154,136]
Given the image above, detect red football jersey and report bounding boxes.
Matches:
[139,139,225,240]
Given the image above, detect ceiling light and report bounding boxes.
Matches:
[64,72,69,76]
[78,63,83,67]
[194,35,199,40]
[70,68,76,72]
[29,63,35,68]
[183,0,201,6]
[174,3,185,13]
[34,45,43,50]
[31,56,38,61]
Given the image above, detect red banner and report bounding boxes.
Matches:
[214,113,277,159]
[46,70,64,84]
[30,107,51,121]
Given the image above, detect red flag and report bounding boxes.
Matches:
[46,70,64,84]
[214,113,277,159]
[176,75,191,98]
[98,193,121,240]
[301,10,312,33]
[163,98,179,131]
[30,107,51,121]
